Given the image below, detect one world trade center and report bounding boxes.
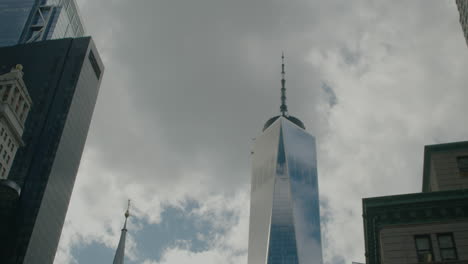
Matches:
[247,54,323,264]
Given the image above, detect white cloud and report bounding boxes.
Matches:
[141,190,249,264]
[56,1,468,264]
[309,2,468,263]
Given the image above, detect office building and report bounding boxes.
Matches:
[0,0,84,47]
[363,141,468,264]
[247,55,323,264]
[0,37,103,264]
[0,65,32,180]
[456,0,468,46]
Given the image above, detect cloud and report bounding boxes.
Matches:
[56,0,468,264]
[143,190,250,264]
[308,1,468,262]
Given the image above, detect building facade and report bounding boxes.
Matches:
[0,65,32,180]
[0,37,103,264]
[247,56,323,264]
[0,0,84,47]
[363,141,468,264]
[456,0,468,46]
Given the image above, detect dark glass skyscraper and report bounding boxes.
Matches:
[247,56,323,264]
[0,37,103,264]
[0,0,84,47]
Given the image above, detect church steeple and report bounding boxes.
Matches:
[113,200,130,264]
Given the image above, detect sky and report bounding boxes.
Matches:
[54,1,468,263]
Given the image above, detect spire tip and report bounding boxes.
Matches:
[125,199,131,218]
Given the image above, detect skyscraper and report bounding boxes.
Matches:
[0,37,103,264]
[0,0,84,47]
[456,0,468,46]
[247,55,323,264]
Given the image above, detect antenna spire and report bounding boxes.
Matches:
[123,199,130,230]
[280,52,288,116]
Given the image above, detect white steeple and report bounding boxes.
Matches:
[113,200,131,264]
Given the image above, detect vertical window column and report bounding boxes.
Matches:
[15,95,23,115]
[2,85,11,102]
[437,233,458,261]
[18,100,26,121]
[21,105,30,122]
[10,87,18,105]
[457,156,468,177]
[0,85,4,100]
[414,235,434,263]
[6,86,14,105]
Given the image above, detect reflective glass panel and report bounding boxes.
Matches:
[248,117,323,264]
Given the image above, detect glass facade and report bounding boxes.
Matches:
[456,0,468,46]
[248,117,323,264]
[0,0,84,47]
[0,37,103,264]
[0,0,36,47]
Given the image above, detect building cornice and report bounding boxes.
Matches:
[363,189,468,264]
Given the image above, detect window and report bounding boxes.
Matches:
[2,151,6,159]
[20,105,29,121]
[415,235,433,262]
[0,127,4,136]
[16,96,23,112]
[457,156,468,177]
[2,88,8,101]
[10,87,18,104]
[437,233,458,261]
[6,155,10,164]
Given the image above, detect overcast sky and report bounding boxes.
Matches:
[54,1,468,263]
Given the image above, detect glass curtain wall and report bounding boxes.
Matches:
[0,0,85,47]
[0,0,36,46]
[21,0,85,43]
[248,117,323,264]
